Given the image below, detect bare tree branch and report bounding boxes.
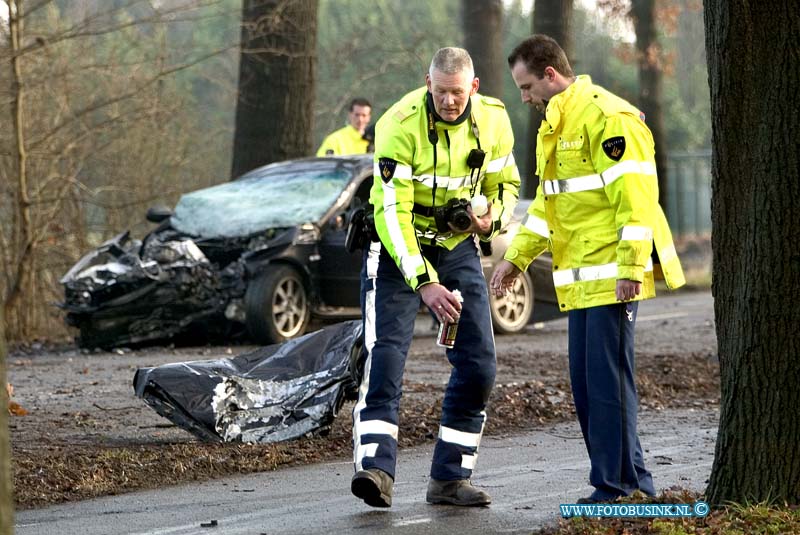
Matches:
[27,44,237,152]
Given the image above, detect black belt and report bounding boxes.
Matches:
[412,203,434,217]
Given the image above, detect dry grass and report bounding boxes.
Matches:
[11,350,720,510]
[11,380,581,508]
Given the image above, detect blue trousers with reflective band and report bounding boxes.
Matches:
[568,301,655,500]
[353,238,496,481]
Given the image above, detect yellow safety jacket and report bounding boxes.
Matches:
[316,124,370,156]
[505,75,685,311]
[372,87,521,290]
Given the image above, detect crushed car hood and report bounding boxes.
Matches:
[58,227,295,347]
[133,320,363,443]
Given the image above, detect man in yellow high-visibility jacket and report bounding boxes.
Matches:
[492,35,685,504]
[316,98,372,156]
[351,47,520,509]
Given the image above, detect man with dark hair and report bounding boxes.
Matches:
[350,47,520,508]
[317,98,373,156]
[492,34,685,503]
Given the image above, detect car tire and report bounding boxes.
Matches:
[76,319,118,350]
[245,265,311,345]
[489,270,534,334]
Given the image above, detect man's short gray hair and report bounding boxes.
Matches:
[429,47,475,79]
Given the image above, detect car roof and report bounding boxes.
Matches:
[237,154,374,180]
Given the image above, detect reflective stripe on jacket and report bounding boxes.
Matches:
[316,124,370,156]
[372,87,521,290]
[505,75,685,311]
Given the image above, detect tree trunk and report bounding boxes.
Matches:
[630,0,668,208]
[0,309,12,535]
[525,0,573,198]
[704,0,800,506]
[461,0,504,98]
[231,0,317,178]
[4,0,35,340]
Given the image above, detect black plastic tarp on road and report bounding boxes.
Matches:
[133,320,363,443]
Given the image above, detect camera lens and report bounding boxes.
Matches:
[451,210,471,231]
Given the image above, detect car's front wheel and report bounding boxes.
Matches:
[245,265,311,345]
[489,270,534,334]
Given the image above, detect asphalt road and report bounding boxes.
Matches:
[14,408,717,535]
[15,292,719,535]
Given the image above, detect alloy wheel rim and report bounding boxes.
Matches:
[271,276,307,337]
[493,276,530,329]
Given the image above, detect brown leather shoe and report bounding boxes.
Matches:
[351,468,393,508]
[426,478,491,506]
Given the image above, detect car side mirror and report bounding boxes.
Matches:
[146,205,173,223]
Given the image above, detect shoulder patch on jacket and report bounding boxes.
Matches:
[392,102,422,124]
[378,158,397,183]
[602,136,626,161]
[479,95,505,109]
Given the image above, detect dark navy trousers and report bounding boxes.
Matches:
[353,238,496,481]
[568,301,656,500]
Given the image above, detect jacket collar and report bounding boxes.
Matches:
[543,75,592,132]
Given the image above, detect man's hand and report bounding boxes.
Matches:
[419,283,462,323]
[616,279,641,301]
[449,202,493,236]
[489,260,521,297]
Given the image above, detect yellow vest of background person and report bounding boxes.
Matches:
[316,125,370,156]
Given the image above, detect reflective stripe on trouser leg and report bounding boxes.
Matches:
[352,241,418,478]
[430,239,497,480]
[568,302,654,500]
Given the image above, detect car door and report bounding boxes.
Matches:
[316,175,373,308]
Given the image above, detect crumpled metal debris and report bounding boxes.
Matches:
[133,320,363,443]
[59,230,250,348]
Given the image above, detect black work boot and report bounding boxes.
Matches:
[426,478,491,506]
[351,468,393,508]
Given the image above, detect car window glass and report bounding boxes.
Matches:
[171,162,353,238]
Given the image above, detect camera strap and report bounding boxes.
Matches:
[470,113,481,151]
[426,93,440,212]
[468,113,483,197]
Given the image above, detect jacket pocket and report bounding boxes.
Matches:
[577,231,617,267]
[555,130,592,178]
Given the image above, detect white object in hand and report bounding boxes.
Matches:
[471,195,488,217]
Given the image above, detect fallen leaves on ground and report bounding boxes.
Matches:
[11,350,720,509]
[6,382,28,416]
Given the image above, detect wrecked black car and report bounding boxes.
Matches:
[61,156,373,348]
[60,154,557,349]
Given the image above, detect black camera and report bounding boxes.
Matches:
[434,198,472,233]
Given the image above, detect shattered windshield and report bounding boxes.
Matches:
[171,160,354,238]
